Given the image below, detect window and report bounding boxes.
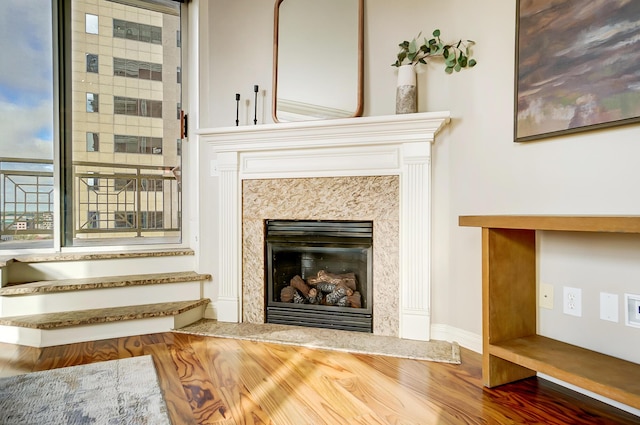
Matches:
[113,19,126,38]
[2,0,184,249]
[113,177,163,191]
[86,54,98,73]
[150,100,162,118]
[114,135,162,155]
[86,132,99,151]
[139,61,150,79]
[151,63,162,81]
[87,177,99,191]
[87,211,99,229]
[114,178,135,192]
[115,211,135,228]
[176,30,181,47]
[125,21,139,41]
[177,139,182,156]
[119,60,164,81]
[113,58,126,77]
[114,97,162,118]
[86,93,99,112]
[177,66,181,83]
[113,19,162,45]
[139,137,163,155]
[141,178,163,191]
[114,135,137,153]
[141,212,163,229]
[0,1,55,248]
[85,14,98,34]
[150,26,162,44]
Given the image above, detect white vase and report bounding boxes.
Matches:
[396,65,417,114]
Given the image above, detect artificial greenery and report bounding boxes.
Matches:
[392,29,477,74]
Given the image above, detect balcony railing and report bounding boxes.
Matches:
[0,158,181,244]
[0,158,54,242]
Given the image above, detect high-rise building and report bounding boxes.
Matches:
[71,0,181,241]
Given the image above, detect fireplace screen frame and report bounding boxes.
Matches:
[265,220,373,332]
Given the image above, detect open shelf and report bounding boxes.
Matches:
[459,215,640,410]
[490,335,640,408]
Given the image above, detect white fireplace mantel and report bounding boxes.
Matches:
[197,111,450,341]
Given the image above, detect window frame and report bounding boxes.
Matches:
[49,0,187,251]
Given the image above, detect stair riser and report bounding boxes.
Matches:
[6,255,196,285]
[0,281,202,317]
[0,304,206,347]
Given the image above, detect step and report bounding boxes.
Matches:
[0,299,209,329]
[0,271,211,296]
[0,299,210,347]
[0,272,211,317]
[0,248,195,267]
[0,248,197,287]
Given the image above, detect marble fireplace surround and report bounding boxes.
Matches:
[199,112,450,341]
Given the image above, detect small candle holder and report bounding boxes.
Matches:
[235,93,240,126]
[253,85,259,125]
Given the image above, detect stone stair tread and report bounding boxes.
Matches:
[0,248,195,267]
[1,271,211,296]
[0,299,210,330]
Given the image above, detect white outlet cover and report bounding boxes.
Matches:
[599,292,618,322]
[563,286,582,317]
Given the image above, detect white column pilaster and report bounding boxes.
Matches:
[215,151,241,322]
[399,141,432,340]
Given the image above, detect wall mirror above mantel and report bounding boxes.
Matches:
[272,0,364,122]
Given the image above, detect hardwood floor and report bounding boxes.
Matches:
[0,332,638,424]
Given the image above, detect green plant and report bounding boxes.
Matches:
[392,29,477,74]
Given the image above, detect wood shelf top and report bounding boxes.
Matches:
[459,215,640,233]
[490,335,640,408]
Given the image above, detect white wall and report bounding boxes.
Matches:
[197,0,640,361]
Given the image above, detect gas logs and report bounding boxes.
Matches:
[279,270,362,308]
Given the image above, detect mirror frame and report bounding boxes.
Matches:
[272,0,364,123]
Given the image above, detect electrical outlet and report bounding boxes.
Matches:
[539,283,554,309]
[563,286,582,317]
[624,293,640,328]
[599,292,618,322]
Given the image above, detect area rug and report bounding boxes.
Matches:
[0,355,171,425]
[175,320,461,364]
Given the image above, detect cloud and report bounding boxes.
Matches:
[0,98,53,160]
[0,2,53,103]
[0,1,54,160]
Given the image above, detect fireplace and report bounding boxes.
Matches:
[200,112,450,341]
[265,220,373,332]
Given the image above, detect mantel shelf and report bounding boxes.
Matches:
[198,111,451,153]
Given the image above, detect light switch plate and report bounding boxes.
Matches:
[599,292,618,322]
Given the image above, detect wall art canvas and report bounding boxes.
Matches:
[515,0,640,142]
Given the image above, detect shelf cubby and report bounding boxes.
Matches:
[459,215,640,409]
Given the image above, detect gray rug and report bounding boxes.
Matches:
[175,320,461,364]
[0,355,171,425]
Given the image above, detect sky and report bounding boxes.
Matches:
[0,1,54,160]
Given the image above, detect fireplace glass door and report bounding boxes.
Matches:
[265,220,373,332]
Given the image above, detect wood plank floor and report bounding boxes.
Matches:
[0,332,638,424]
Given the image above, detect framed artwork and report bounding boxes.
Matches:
[515,0,640,142]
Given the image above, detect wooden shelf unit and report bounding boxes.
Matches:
[459,215,640,409]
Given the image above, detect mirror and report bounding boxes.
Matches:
[273,0,363,122]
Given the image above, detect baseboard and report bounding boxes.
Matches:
[430,323,481,353]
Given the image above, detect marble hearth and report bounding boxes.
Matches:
[198,112,450,341]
